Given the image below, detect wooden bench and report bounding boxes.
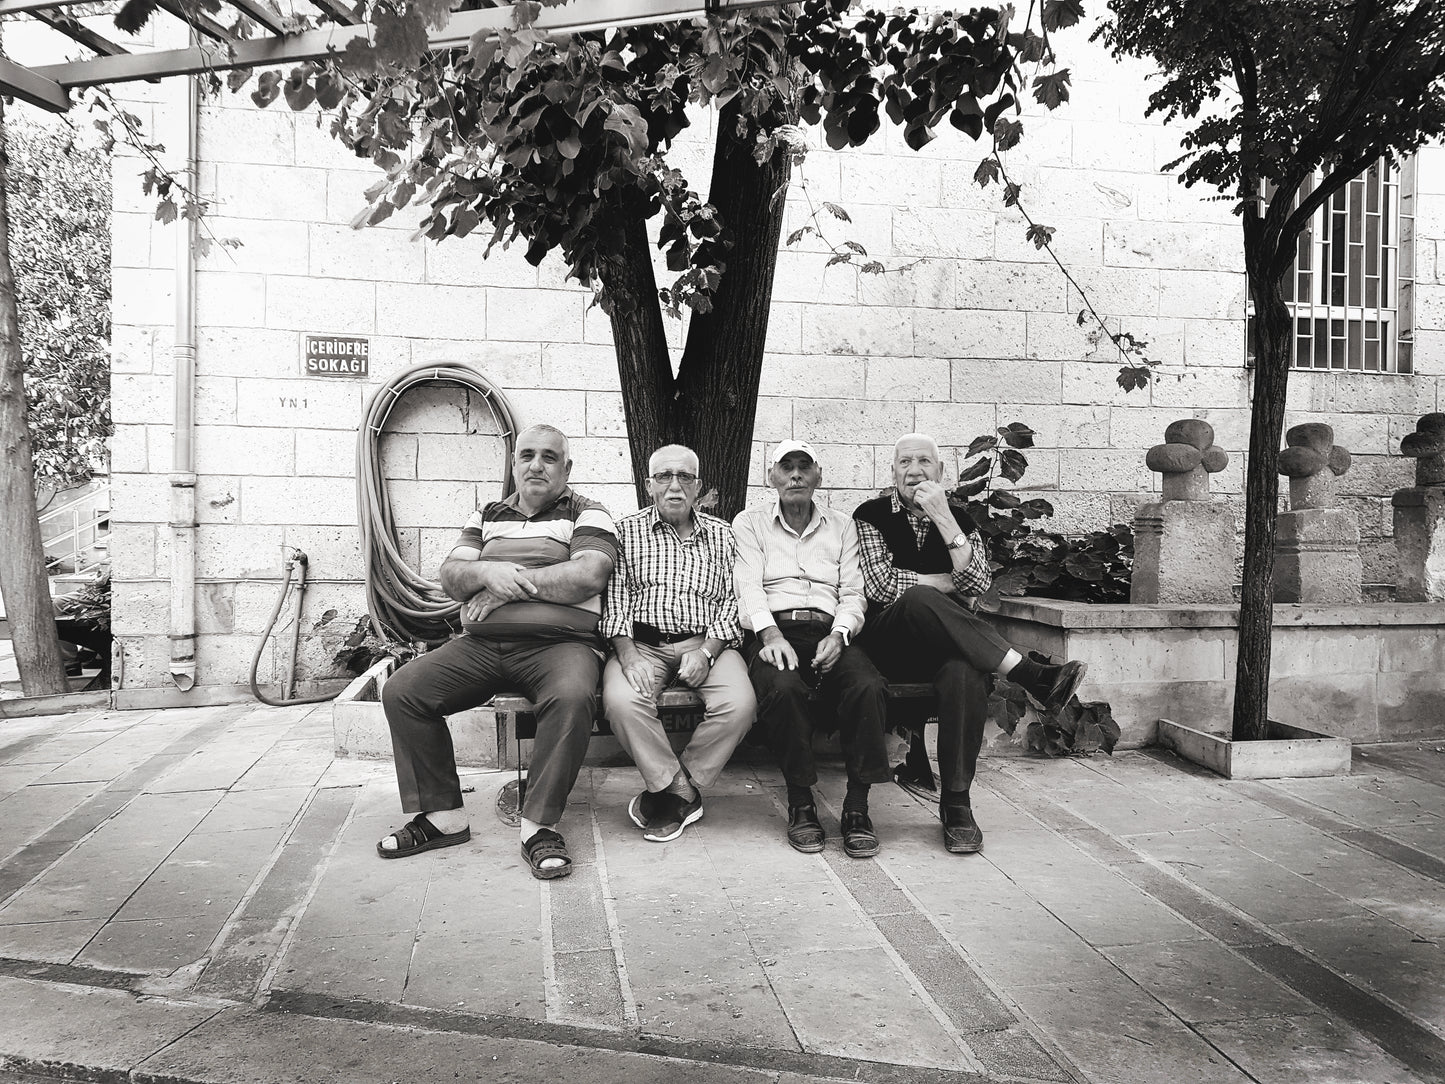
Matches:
[492,683,940,771]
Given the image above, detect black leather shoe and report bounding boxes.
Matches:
[941,804,983,854]
[841,810,880,859]
[786,804,825,853]
[1029,660,1088,713]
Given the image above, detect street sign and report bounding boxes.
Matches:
[302,334,370,377]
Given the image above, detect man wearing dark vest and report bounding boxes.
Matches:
[853,433,1086,854]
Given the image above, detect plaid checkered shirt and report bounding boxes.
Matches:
[855,491,991,604]
[601,507,743,647]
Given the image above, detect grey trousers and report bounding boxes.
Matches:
[601,636,756,791]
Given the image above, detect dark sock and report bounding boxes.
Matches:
[787,783,814,808]
[1009,656,1050,689]
[843,780,870,814]
[942,788,970,808]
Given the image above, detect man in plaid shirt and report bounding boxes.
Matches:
[602,445,756,843]
[854,434,1087,855]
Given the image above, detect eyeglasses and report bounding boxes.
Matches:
[651,471,699,486]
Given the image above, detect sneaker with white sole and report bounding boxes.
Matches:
[628,789,666,830]
[643,790,704,842]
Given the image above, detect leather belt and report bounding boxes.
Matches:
[632,622,700,647]
[772,608,833,624]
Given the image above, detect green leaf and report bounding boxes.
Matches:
[997,448,1028,482]
[1042,0,1085,32]
[1025,224,1055,249]
[1031,69,1072,110]
[825,252,853,267]
[154,196,177,224]
[959,457,992,481]
[821,201,852,222]
[965,434,999,457]
[999,422,1035,449]
[250,70,282,108]
[973,158,1000,187]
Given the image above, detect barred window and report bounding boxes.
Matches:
[1247,157,1416,373]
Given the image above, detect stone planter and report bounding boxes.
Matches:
[1157,717,1350,779]
[331,657,500,767]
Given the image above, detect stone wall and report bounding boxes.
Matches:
[107,18,1445,697]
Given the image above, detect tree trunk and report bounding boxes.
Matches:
[678,105,791,520]
[1231,248,1293,742]
[596,103,792,519]
[0,99,68,696]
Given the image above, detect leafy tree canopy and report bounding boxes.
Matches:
[234,0,1079,314]
[6,121,112,490]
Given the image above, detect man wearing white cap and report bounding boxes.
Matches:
[732,439,892,859]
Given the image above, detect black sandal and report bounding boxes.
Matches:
[376,813,471,859]
[521,828,573,880]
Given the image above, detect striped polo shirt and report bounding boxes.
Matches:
[455,487,618,643]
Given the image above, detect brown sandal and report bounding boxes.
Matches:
[376,813,470,859]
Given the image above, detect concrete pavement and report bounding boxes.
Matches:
[0,701,1443,1083]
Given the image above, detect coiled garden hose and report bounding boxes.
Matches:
[356,361,520,644]
[249,550,337,706]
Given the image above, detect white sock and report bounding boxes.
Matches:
[521,816,566,869]
[997,648,1023,676]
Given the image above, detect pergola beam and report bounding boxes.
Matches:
[31,0,779,91]
[30,9,131,56]
[228,0,288,36]
[153,0,234,43]
[0,56,69,110]
[306,0,357,26]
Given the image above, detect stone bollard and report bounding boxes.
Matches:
[1392,412,1445,602]
[1275,423,1362,604]
[1132,419,1236,604]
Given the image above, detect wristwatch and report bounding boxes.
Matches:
[946,532,969,550]
[699,646,717,667]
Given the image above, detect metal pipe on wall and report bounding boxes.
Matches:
[168,66,199,690]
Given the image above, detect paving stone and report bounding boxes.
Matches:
[0,972,218,1072]
[1010,973,1252,1084]
[195,785,311,833]
[761,945,972,1070]
[0,917,102,963]
[279,929,414,1001]
[1101,939,1316,1024]
[1268,775,1441,828]
[551,946,625,1027]
[1276,915,1445,1029]
[1195,1011,1431,1084]
[0,780,103,848]
[115,826,283,921]
[0,762,67,801]
[77,914,221,975]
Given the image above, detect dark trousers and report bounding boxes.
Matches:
[860,586,1011,795]
[381,634,601,825]
[746,622,891,789]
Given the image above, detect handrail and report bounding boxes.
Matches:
[39,483,110,580]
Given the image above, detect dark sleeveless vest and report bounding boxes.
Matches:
[853,494,978,579]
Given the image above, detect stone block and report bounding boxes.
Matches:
[912,403,1000,450]
[955,261,1067,312]
[196,217,309,276]
[585,392,627,438]
[416,433,509,484]
[1273,508,1363,604]
[195,581,237,636]
[198,105,296,165]
[296,429,358,479]
[196,476,242,524]
[1391,487,1445,601]
[241,476,359,527]
[890,207,994,260]
[570,438,631,485]
[802,304,911,356]
[804,444,875,490]
[793,399,915,444]
[1183,319,1247,367]
[265,274,375,333]
[507,388,587,436]
[194,426,295,476]
[213,162,329,223]
[1059,449,1149,493]
[309,223,425,283]
[1376,669,1445,740]
[325,169,383,225]
[109,524,157,580]
[759,354,865,399]
[114,634,171,692]
[1037,490,1112,534]
[197,328,302,379]
[997,404,1110,448]
[1131,501,1236,604]
[112,326,159,375]
[914,309,1027,359]
[764,302,803,353]
[384,385,472,435]
[540,344,623,391]
[841,155,943,207]
[1326,373,1428,415]
[412,342,543,392]
[1103,221,1242,273]
[995,216,1104,268]
[1266,629,1382,677]
[1062,360,1137,406]
[380,480,475,529]
[865,357,950,401]
[769,249,854,306]
[1064,267,1161,318]
[284,525,365,581]
[425,237,535,287]
[951,358,1059,404]
[1148,368,1250,410]
[111,472,170,525]
[113,268,176,327]
[112,212,159,270]
[1158,270,1248,320]
[1264,673,1379,742]
[236,379,362,431]
[195,524,288,579]
[112,580,170,636]
[856,259,955,308]
[377,283,485,339]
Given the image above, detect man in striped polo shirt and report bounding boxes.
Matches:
[602,444,755,843]
[377,424,617,879]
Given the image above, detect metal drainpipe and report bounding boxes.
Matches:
[168,69,199,690]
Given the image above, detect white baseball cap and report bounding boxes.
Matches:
[770,439,820,465]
